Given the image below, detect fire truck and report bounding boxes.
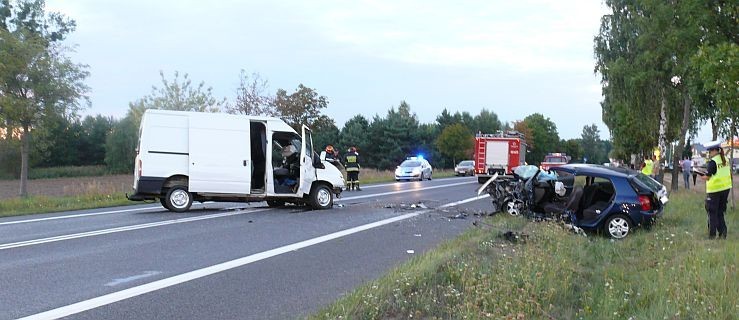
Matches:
[540,153,571,171]
[474,131,527,183]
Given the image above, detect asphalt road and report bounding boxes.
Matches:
[0,176,493,320]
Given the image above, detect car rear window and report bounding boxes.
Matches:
[632,173,662,193]
[459,161,473,166]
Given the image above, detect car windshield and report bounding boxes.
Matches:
[459,161,473,166]
[545,157,566,163]
[401,160,421,167]
[633,173,662,192]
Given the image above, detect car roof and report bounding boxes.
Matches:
[553,164,635,178]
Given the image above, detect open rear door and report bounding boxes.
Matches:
[299,125,317,195]
[188,115,251,194]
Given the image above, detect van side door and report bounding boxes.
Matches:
[299,125,318,195]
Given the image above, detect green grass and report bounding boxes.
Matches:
[361,169,457,185]
[312,191,738,320]
[0,193,132,217]
[0,165,112,180]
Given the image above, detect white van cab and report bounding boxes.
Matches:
[127,109,345,211]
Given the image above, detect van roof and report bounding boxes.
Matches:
[144,109,297,133]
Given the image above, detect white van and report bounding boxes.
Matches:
[127,109,345,212]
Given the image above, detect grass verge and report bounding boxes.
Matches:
[0,165,113,180]
[361,169,457,185]
[312,191,738,319]
[0,193,131,218]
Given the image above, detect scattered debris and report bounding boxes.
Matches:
[448,213,467,220]
[413,234,422,237]
[501,231,528,243]
[406,250,415,254]
[336,204,345,208]
[248,220,253,223]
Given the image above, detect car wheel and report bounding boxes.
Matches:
[310,184,333,210]
[159,197,170,210]
[266,200,285,208]
[604,214,632,239]
[165,186,192,212]
[428,172,432,180]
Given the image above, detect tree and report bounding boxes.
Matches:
[366,101,419,169]
[0,0,89,197]
[560,138,584,163]
[339,115,370,155]
[436,123,474,165]
[472,108,502,134]
[272,84,329,132]
[312,115,339,153]
[227,70,275,116]
[512,120,534,151]
[104,116,137,173]
[581,124,604,164]
[522,113,560,165]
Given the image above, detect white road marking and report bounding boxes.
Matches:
[0,207,163,226]
[18,194,490,320]
[338,180,475,202]
[359,177,472,190]
[0,208,267,251]
[105,271,162,287]
[0,180,477,251]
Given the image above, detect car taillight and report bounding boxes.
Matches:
[138,159,142,177]
[639,195,652,211]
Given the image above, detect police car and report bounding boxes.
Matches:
[395,156,433,181]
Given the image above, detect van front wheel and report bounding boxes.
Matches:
[310,184,333,210]
[165,186,192,212]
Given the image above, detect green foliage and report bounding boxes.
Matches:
[272,84,329,132]
[313,191,738,319]
[560,138,583,163]
[339,114,370,154]
[581,124,607,164]
[435,123,473,164]
[0,192,129,217]
[104,116,137,173]
[523,113,560,165]
[25,165,107,179]
[366,101,420,170]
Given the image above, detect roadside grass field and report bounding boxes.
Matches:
[0,169,460,217]
[312,190,738,320]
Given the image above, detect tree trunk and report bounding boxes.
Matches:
[19,125,30,197]
[710,116,718,141]
[671,92,691,191]
[656,88,668,184]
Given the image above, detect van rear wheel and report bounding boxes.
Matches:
[165,186,192,212]
[310,184,333,210]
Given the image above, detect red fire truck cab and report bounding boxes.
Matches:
[474,131,527,183]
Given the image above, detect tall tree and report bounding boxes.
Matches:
[581,124,604,164]
[272,84,328,132]
[522,113,560,165]
[472,108,502,134]
[227,70,275,116]
[0,0,89,196]
[339,115,370,155]
[436,123,473,165]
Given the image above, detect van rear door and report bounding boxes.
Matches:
[299,125,317,195]
[188,115,251,194]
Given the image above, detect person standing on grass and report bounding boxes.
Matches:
[642,155,655,178]
[701,141,731,239]
[681,157,693,190]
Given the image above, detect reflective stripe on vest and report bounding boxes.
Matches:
[706,155,732,193]
[642,160,653,175]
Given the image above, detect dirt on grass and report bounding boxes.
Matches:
[0,175,132,200]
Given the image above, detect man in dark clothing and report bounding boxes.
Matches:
[344,147,361,191]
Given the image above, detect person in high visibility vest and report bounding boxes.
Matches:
[641,155,655,177]
[344,147,361,191]
[701,140,731,239]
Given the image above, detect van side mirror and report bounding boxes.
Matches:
[313,152,325,169]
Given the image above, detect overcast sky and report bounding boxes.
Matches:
[45,0,713,141]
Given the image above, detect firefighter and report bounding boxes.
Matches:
[344,147,361,191]
[322,144,345,173]
[701,141,731,239]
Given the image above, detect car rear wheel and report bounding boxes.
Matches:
[165,186,192,212]
[604,214,632,239]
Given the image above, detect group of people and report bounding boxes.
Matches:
[642,141,732,240]
[321,144,362,191]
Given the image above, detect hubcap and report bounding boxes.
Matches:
[506,201,520,216]
[317,188,332,207]
[608,218,629,239]
[170,189,190,208]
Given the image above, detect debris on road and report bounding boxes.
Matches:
[413,234,422,237]
[336,204,345,208]
[406,250,415,254]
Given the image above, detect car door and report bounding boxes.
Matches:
[299,125,317,195]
